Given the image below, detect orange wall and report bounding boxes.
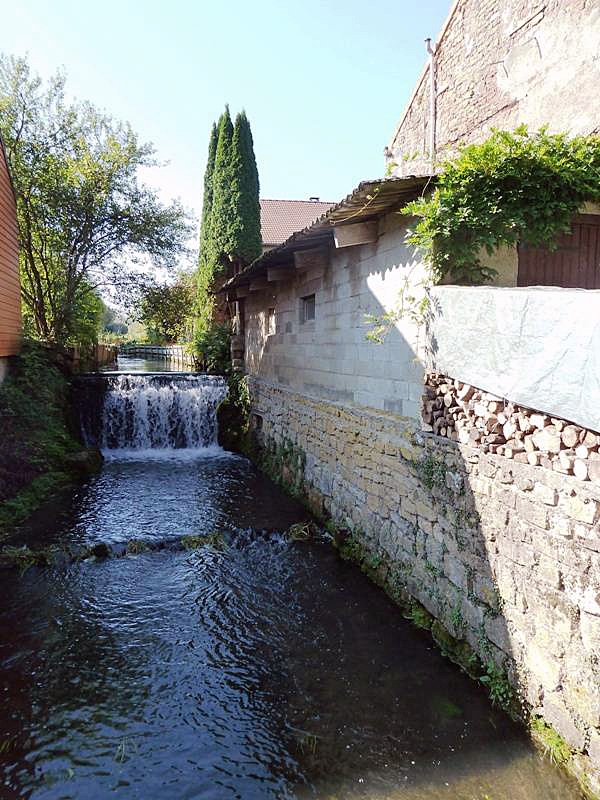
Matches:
[0,142,20,357]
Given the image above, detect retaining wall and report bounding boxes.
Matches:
[248,375,600,795]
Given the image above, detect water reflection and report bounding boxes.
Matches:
[0,455,582,799]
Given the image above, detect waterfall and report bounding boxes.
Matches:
[77,374,227,451]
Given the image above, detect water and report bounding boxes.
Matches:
[76,373,226,451]
[0,360,582,799]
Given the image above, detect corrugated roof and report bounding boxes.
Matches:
[224,175,433,290]
[260,198,335,246]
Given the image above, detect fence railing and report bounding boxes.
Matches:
[119,344,196,369]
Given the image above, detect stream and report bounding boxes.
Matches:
[0,358,582,799]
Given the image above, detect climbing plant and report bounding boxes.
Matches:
[405,125,600,283]
[367,127,600,341]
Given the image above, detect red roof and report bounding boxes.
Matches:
[260,198,335,246]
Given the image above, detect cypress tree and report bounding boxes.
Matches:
[198,121,218,270]
[229,110,261,265]
[209,105,236,270]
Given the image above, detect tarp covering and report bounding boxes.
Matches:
[428,285,600,433]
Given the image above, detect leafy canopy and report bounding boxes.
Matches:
[0,54,191,344]
[404,126,600,284]
[137,274,195,343]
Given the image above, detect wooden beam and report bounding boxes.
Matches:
[235,286,250,298]
[294,247,328,274]
[333,221,378,248]
[267,266,291,282]
[249,277,269,292]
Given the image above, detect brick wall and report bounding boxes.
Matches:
[0,140,20,358]
[249,375,600,795]
[388,0,600,175]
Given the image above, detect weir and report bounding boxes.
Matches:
[74,372,227,451]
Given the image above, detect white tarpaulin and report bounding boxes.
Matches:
[428,285,600,433]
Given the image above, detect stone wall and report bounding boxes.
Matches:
[387,0,600,176]
[248,375,600,795]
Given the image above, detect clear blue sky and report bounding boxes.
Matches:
[1,0,449,228]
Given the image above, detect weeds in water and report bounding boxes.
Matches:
[126,539,150,555]
[286,522,312,541]
[181,532,226,550]
[295,731,318,755]
[530,716,571,765]
[408,602,433,630]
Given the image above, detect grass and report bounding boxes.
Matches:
[530,716,572,765]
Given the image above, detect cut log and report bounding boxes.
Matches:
[574,459,589,481]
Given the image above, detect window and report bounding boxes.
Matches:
[268,307,276,335]
[300,294,316,323]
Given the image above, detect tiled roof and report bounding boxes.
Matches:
[260,198,335,246]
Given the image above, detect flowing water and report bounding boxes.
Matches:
[0,360,583,799]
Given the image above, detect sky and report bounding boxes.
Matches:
[1,0,450,242]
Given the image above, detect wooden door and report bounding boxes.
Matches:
[517,214,600,289]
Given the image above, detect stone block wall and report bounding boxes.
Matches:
[388,0,600,176]
[243,212,425,416]
[249,375,600,794]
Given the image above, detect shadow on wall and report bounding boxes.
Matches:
[244,226,600,795]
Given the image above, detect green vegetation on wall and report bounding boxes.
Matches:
[404,126,600,284]
[0,341,82,534]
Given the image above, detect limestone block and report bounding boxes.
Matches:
[542,693,586,751]
[533,483,559,506]
[484,614,512,654]
[444,555,468,589]
[526,640,562,692]
[581,610,600,653]
[562,495,598,525]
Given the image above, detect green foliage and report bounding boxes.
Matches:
[408,602,433,630]
[479,660,514,710]
[229,111,262,264]
[367,127,600,342]
[530,717,572,765]
[195,106,261,340]
[181,531,226,550]
[195,321,232,374]
[137,275,194,343]
[417,453,447,491]
[0,340,80,532]
[404,126,600,284]
[0,54,190,344]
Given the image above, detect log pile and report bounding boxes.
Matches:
[422,373,600,483]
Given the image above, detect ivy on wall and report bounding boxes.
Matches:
[404,126,600,284]
[367,127,600,342]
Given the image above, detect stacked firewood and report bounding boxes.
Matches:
[422,373,600,482]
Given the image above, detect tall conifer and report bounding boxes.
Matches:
[230,110,261,264]
[209,105,236,268]
[198,121,218,269]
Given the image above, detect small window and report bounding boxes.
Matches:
[300,294,316,323]
[268,307,276,335]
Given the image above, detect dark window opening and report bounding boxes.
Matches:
[300,294,316,323]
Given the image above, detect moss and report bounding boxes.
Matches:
[126,539,150,554]
[530,716,572,766]
[416,453,447,492]
[181,532,226,550]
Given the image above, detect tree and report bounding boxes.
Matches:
[198,121,218,271]
[0,55,190,344]
[229,110,261,265]
[137,275,194,343]
[194,106,261,354]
